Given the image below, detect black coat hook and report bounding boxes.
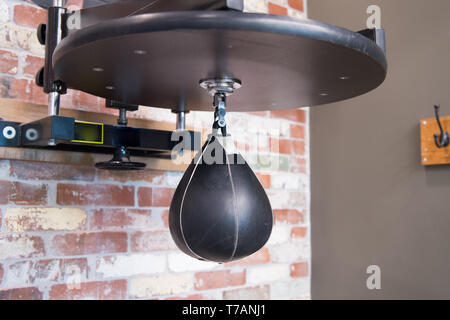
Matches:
[434,105,450,148]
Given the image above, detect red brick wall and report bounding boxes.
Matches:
[0,0,310,300]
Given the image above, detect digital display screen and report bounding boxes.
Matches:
[72,121,103,144]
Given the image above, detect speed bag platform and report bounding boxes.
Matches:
[169,134,273,263]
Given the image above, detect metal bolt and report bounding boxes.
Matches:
[2,126,16,139]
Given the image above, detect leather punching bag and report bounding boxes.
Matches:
[169,134,273,263]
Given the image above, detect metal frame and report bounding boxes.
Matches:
[0,116,200,159]
[0,0,208,166]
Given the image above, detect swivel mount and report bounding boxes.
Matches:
[95,146,146,171]
[200,78,241,136]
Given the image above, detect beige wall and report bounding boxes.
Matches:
[309,0,450,299]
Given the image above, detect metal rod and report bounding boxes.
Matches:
[53,0,64,7]
[44,2,66,117]
[176,111,186,131]
[48,91,60,116]
[118,108,128,126]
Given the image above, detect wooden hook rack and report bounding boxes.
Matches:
[420,115,450,166]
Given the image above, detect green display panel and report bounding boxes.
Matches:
[72,121,104,144]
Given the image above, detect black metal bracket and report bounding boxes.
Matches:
[62,0,244,33]
[358,28,386,54]
[16,2,202,169]
[106,99,139,126]
[0,116,201,159]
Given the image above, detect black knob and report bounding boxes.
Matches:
[35,67,44,87]
[37,24,46,45]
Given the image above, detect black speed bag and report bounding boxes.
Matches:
[169,135,273,263]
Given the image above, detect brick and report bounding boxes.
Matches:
[0,1,8,23]
[168,253,219,273]
[247,153,287,172]
[57,183,134,206]
[271,138,292,154]
[290,262,308,278]
[268,190,292,209]
[165,294,208,300]
[164,172,183,187]
[0,235,44,260]
[278,156,290,172]
[23,55,44,78]
[5,207,87,232]
[291,226,307,239]
[248,111,268,117]
[268,2,288,16]
[90,208,153,230]
[97,169,164,184]
[66,0,83,9]
[0,24,44,56]
[130,274,194,298]
[270,242,307,263]
[235,139,250,152]
[271,278,309,299]
[96,253,166,278]
[71,90,102,112]
[292,140,305,155]
[0,180,8,204]
[0,50,18,74]
[223,285,270,300]
[6,259,59,287]
[244,0,268,13]
[49,280,126,300]
[291,157,307,174]
[255,173,271,189]
[271,172,303,190]
[60,258,89,283]
[195,269,246,290]
[279,139,292,154]
[131,230,176,252]
[9,181,47,205]
[52,232,127,256]
[247,264,290,285]
[288,0,304,12]
[0,263,3,284]
[97,100,118,116]
[290,124,306,139]
[152,188,175,207]
[288,191,307,208]
[137,187,152,207]
[10,160,95,181]
[269,137,279,153]
[14,4,46,28]
[0,76,47,105]
[162,210,169,228]
[0,287,43,300]
[225,248,270,267]
[270,109,306,123]
[274,209,305,224]
[267,224,291,245]
[256,136,270,153]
